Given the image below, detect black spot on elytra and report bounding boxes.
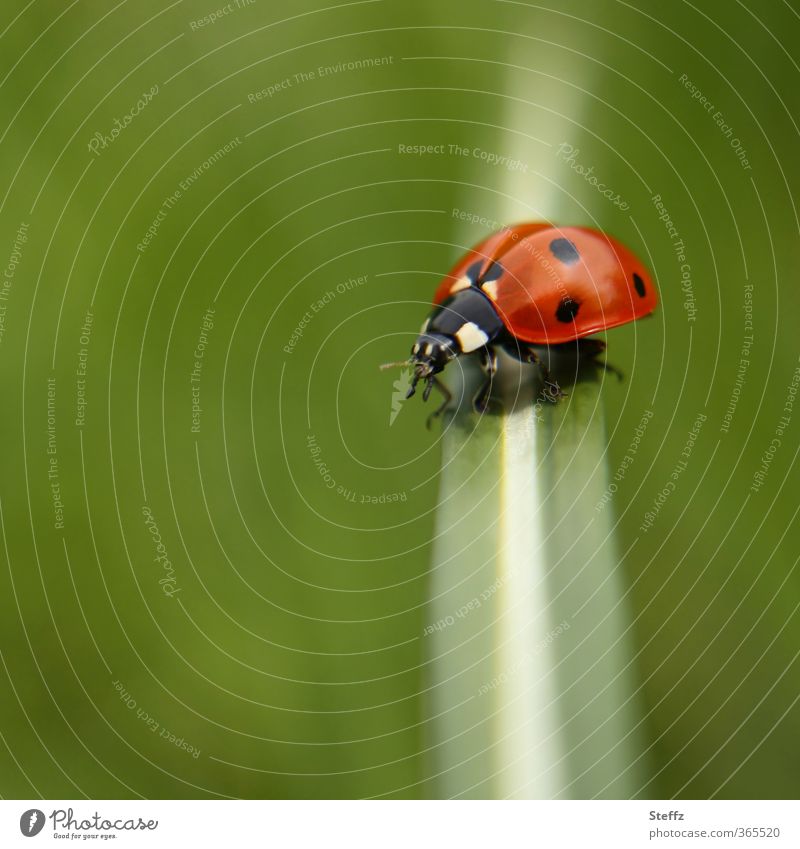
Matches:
[481,261,503,282]
[466,260,483,284]
[556,298,581,322]
[633,272,646,298]
[550,238,580,265]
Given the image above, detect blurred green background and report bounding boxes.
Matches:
[0,0,798,799]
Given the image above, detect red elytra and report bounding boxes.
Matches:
[432,223,658,345]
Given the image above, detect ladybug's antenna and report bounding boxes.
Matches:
[379,359,412,371]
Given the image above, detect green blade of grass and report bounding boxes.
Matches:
[425,351,649,798]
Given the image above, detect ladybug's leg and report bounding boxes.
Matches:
[575,337,605,356]
[425,378,453,430]
[575,337,624,382]
[472,347,498,413]
[500,341,564,402]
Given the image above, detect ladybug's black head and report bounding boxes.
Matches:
[380,288,502,405]
[406,332,458,400]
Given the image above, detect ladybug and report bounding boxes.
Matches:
[386,223,657,417]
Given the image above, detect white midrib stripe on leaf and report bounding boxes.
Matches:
[425,357,648,799]
[492,398,567,799]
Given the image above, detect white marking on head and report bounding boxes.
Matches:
[455,322,489,353]
[412,343,420,354]
[424,342,434,356]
